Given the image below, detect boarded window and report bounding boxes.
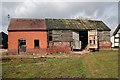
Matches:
[34,40,39,48]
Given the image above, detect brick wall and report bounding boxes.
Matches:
[8,31,71,54]
[49,42,71,48]
[8,31,48,53]
[99,41,111,49]
[27,47,71,53]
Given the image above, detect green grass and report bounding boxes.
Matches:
[83,50,118,78]
[2,50,118,78]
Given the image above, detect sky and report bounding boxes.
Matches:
[0,0,119,35]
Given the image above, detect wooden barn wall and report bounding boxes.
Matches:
[52,30,72,41]
[98,31,111,49]
[98,31,110,42]
[48,30,72,48]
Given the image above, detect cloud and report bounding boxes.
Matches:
[1,1,118,35]
[1,0,120,2]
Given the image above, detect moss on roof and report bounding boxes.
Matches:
[45,19,111,31]
[8,18,111,31]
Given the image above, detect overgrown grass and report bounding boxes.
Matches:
[2,50,118,78]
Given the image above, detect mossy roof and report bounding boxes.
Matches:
[45,19,110,31]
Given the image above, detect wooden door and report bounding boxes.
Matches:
[18,39,26,54]
[88,30,98,49]
[73,40,81,49]
[72,31,81,49]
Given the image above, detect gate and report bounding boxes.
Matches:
[88,30,98,50]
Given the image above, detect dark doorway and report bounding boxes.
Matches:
[34,40,39,48]
[18,39,26,54]
[79,31,88,49]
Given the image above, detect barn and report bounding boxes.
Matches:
[8,18,111,54]
[0,31,8,49]
[111,24,120,48]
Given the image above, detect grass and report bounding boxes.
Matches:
[83,50,118,78]
[2,50,118,78]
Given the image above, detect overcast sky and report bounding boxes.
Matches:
[0,0,119,35]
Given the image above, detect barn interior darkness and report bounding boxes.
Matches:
[18,39,26,54]
[79,31,88,49]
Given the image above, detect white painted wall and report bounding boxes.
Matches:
[111,28,120,48]
[115,34,119,37]
[117,29,120,33]
[115,38,119,42]
[115,43,119,46]
[111,36,114,47]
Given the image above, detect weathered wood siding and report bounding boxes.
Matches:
[72,31,81,49]
[98,31,110,42]
[48,30,72,41]
[52,30,72,41]
[98,31,111,49]
[48,30,72,48]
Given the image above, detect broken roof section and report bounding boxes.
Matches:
[8,18,111,31]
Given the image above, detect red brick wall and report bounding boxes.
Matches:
[8,31,48,53]
[27,47,71,53]
[49,42,71,48]
[99,41,111,49]
[8,31,71,54]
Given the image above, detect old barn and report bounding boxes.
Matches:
[8,18,111,54]
[0,31,8,49]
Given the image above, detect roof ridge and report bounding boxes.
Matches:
[113,24,120,36]
[11,18,43,20]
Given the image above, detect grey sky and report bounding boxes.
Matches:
[1,1,119,35]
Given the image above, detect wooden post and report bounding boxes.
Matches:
[18,40,20,54]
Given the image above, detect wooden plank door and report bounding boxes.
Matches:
[18,39,26,54]
[72,31,81,49]
[73,40,81,49]
[88,30,98,49]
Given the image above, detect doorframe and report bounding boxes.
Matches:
[18,39,26,54]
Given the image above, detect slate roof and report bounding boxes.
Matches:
[8,18,111,31]
[8,18,46,31]
[113,24,120,36]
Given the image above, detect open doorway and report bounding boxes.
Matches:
[79,31,88,50]
[18,39,26,54]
